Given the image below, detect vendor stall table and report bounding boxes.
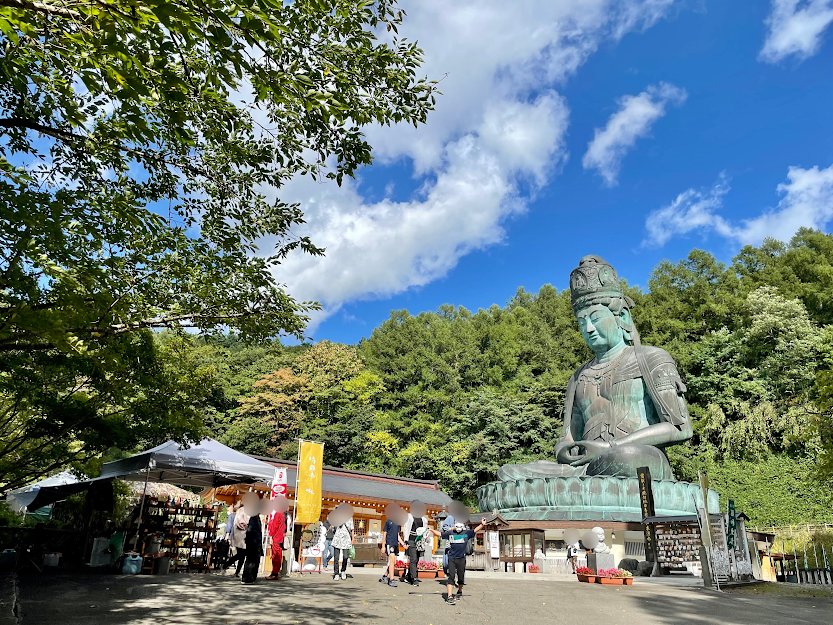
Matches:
[141,501,219,573]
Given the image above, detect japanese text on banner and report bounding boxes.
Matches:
[271,467,287,499]
[296,441,324,523]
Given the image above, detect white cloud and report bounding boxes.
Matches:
[270,95,569,327]
[582,82,687,186]
[760,0,833,63]
[259,1,679,331]
[643,164,833,247]
[738,164,833,244]
[643,175,733,246]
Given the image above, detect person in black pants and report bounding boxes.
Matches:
[330,520,353,580]
[224,547,247,575]
[429,518,486,605]
[402,501,428,586]
[241,497,263,585]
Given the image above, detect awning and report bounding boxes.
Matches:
[5,470,79,513]
[21,439,277,511]
[98,439,276,487]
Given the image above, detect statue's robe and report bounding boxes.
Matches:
[497,346,689,481]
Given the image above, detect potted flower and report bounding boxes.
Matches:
[609,568,634,585]
[597,568,620,584]
[528,564,541,574]
[417,560,438,579]
[436,565,446,579]
[394,559,407,577]
[575,566,596,583]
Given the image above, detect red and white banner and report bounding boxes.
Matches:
[271,467,287,498]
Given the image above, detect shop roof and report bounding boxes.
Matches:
[249,456,453,507]
[468,511,510,528]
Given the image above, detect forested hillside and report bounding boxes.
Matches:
[191,229,833,526]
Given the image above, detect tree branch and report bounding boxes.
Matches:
[0,342,55,352]
[72,310,267,336]
[0,117,84,142]
[0,117,204,175]
[0,0,81,20]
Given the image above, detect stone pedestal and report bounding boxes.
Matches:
[476,475,720,522]
[587,553,615,572]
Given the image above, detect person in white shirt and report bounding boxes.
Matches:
[402,501,430,586]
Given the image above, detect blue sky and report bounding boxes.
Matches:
[269,0,833,345]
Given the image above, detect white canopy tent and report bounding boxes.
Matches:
[5,471,79,514]
[16,439,276,511]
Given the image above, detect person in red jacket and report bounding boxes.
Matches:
[266,499,287,580]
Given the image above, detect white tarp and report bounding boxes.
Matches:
[5,470,79,513]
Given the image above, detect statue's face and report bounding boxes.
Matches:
[576,304,625,354]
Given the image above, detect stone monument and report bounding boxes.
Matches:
[585,527,615,572]
[476,255,719,521]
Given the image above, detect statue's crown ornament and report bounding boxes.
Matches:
[570,255,631,311]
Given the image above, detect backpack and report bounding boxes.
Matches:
[466,534,475,556]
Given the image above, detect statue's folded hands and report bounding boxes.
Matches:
[556,440,610,466]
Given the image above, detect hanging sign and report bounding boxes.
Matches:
[699,472,714,548]
[637,466,657,563]
[489,532,500,558]
[271,467,288,498]
[727,500,736,551]
[295,441,324,523]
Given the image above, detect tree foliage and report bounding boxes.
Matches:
[0,1,436,493]
[207,231,833,521]
[0,0,436,351]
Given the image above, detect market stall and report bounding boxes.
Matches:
[18,439,277,575]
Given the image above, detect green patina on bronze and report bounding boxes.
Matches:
[477,255,717,520]
[476,475,719,521]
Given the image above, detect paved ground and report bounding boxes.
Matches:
[13,569,833,625]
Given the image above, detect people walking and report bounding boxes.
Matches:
[402,501,429,586]
[323,521,335,570]
[241,495,263,585]
[429,518,486,605]
[224,502,236,539]
[380,508,405,587]
[440,513,455,576]
[330,517,352,581]
[266,506,286,580]
[224,502,250,576]
[567,540,579,573]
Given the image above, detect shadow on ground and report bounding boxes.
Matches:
[17,571,381,625]
[14,570,833,625]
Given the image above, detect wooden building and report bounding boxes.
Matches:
[204,455,452,566]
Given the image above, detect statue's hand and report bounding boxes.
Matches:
[567,440,610,466]
[556,442,584,465]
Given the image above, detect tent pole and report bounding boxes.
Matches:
[288,438,303,576]
[133,466,151,553]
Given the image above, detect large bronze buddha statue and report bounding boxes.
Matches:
[497,255,692,482]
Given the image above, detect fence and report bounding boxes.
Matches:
[753,525,833,584]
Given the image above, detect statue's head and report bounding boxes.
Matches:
[570,255,637,354]
[591,526,606,544]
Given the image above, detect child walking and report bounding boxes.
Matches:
[429,517,486,605]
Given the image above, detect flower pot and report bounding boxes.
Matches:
[576,575,595,583]
[417,570,436,579]
[529,570,540,574]
[622,577,633,585]
[598,577,622,585]
[394,568,405,577]
[436,570,445,579]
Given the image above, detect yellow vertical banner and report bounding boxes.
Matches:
[295,440,324,523]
